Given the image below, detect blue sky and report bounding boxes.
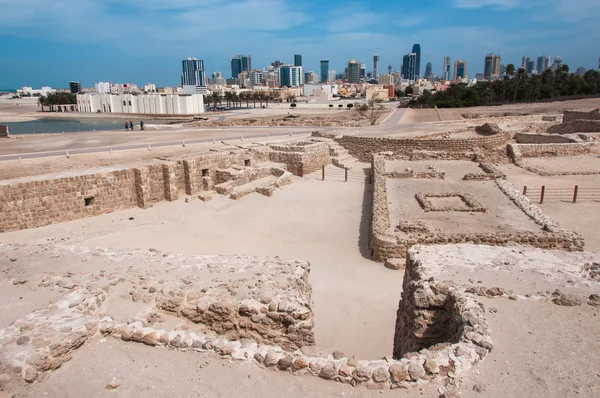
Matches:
[1,0,599,89]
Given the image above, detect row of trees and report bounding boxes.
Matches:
[413,65,600,108]
[37,92,77,112]
[205,91,296,109]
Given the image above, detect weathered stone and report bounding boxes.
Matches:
[372,367,389,382]
[142,332,158,346]
[365,380,387,390]
[338,364,354,377]
[389,363,409,383]
[332,350,345,360]
[588,294,600,307]
[346,355,359,368]
[424,358,439,374]
[22,367,38,383]
[408,361,426,380]
[353,366,373,381]
[263,350,279,367]
[385,258,404,270]
[277,356,293,371]
[318,362,337,380]
[292,357,308,371]
[105,377,121,390]
[553,293,582,306]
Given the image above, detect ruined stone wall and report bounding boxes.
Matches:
[562,109,600,123]
[547,120,600,134]
[313,132,510,162]
[514,133,575,144]
[0,151,259,232]
[0,125,9,138]
[508,143,600,162]
[369,154,584,263]
[268,141,330,176]
[0,169,138,232]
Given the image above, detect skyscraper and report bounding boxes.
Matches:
[453,60,466,81]
[347,60,361,83]
[231,55,251,78]
[360,64,366,79]
[576,66,586,76]
[536,56,545,74]
[320,60,329,83]
[328,70,337,83]
[443,56,451,81]
[521,57,531,69]
[483,53,501,80]
[526,60,535,74]
[412,44,421,79]
[424,62,433,79]
[402,53,417,81]
[373,54,380,79]
[388,64,392,74]
[279,65,302,87]
[294,54,302,67]
[182,57,206,87]
[69,81,81,94]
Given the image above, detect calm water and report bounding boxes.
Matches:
[2,118,147,135]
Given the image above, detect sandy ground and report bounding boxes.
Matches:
[520,155,600,175]
[500,163,600,252]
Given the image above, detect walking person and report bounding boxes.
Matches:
[140,120,145,131]
[129,121,134,131]
[124,121,129,131]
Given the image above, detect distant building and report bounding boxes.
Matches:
[347,60,361,83]
[294,54,302,67]
[454,60,467,81]
[328,70,337,83]
[320,60,329,83]
[77,93,204,115]
[271,60,283,69]
[231,55,251,78]
[17,86,56,96]
[424,62,433,79]
[483,53,501,80]
[443,56,451,81]
[304,71,318,84]
[378,74,394,85]
[551,56,563,72]
[402,53,417,81]
[279,65,302,87]
[576,66,586,75]
[359,64,366,80]
[143,84,157,93]
[212,71,222,79]
[521,56,530,69]
[182,57,207,94]
[412,44,421,79]
[95,82,111,94]
[536,56,545,74]
[388,64,392,74]
[249,70,264,86]
[69,81,81,94]
[526,60,535,74]
[373,54,380,79]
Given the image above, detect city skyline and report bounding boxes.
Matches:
[1,0,599,88]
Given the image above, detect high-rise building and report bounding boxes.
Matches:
[536,56,545,74]
[271,60,283,69]
[550,56,563,72]
[443,56,451,81]
[388,64,392,74]
[454,60,466,81]
[545,56,553,70]
[373,54,380,79]
[249,70,264,86]
[424,62,433,79]
[294,54,302,67]
[521,57,531,69]
[402,53,417,81]
[320,60,329,83]
[576,66,586,76]
[378,74,394,85]
[526,60,535,74]
[483,53,501,80]
[231,55,251,78]
[95,82,111,94]
[359,64,366,79]
[328,70,337,83]
[182,57,206,87]
[347,60,361,83]
[279,65,302,87]
[412,44,421,79]
[304,71,318,84]
[212,71,222,79]
[69,81,81,94]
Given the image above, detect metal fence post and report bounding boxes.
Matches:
[540,186,545,204]
[345,167,348,182]
[322,165,325,181]
[523,186,527,196]
[573,185,578,203]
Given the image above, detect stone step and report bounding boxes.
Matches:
[329,147,349,157]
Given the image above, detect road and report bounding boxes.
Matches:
[0,130,313,162]
[380,108,406,126]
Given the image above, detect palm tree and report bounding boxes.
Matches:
[258,92,266,107]
[513,68,527,103]
[204,93,213,109]
[504,64,516,103]
[251,92,257,108]
[38,96,47,112]
[224,92,232,107]
[212,92,222,108]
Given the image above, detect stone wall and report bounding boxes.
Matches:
[268,140,330,176]
[0,125,9,138]
[547,120,600,134]
[0,150,262,232]
[369,154,584,263]
[508,142,600,163]
[313,131,510,162]
[562,109,600,123]
[514,133,575,144]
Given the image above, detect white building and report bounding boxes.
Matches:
[77,93,204,115]
[16,86,56,96]
[95,82,111,94]
[377,74,394,86]
[249,70,264,86]
[328,70,337,83]
[143,84,157,92]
